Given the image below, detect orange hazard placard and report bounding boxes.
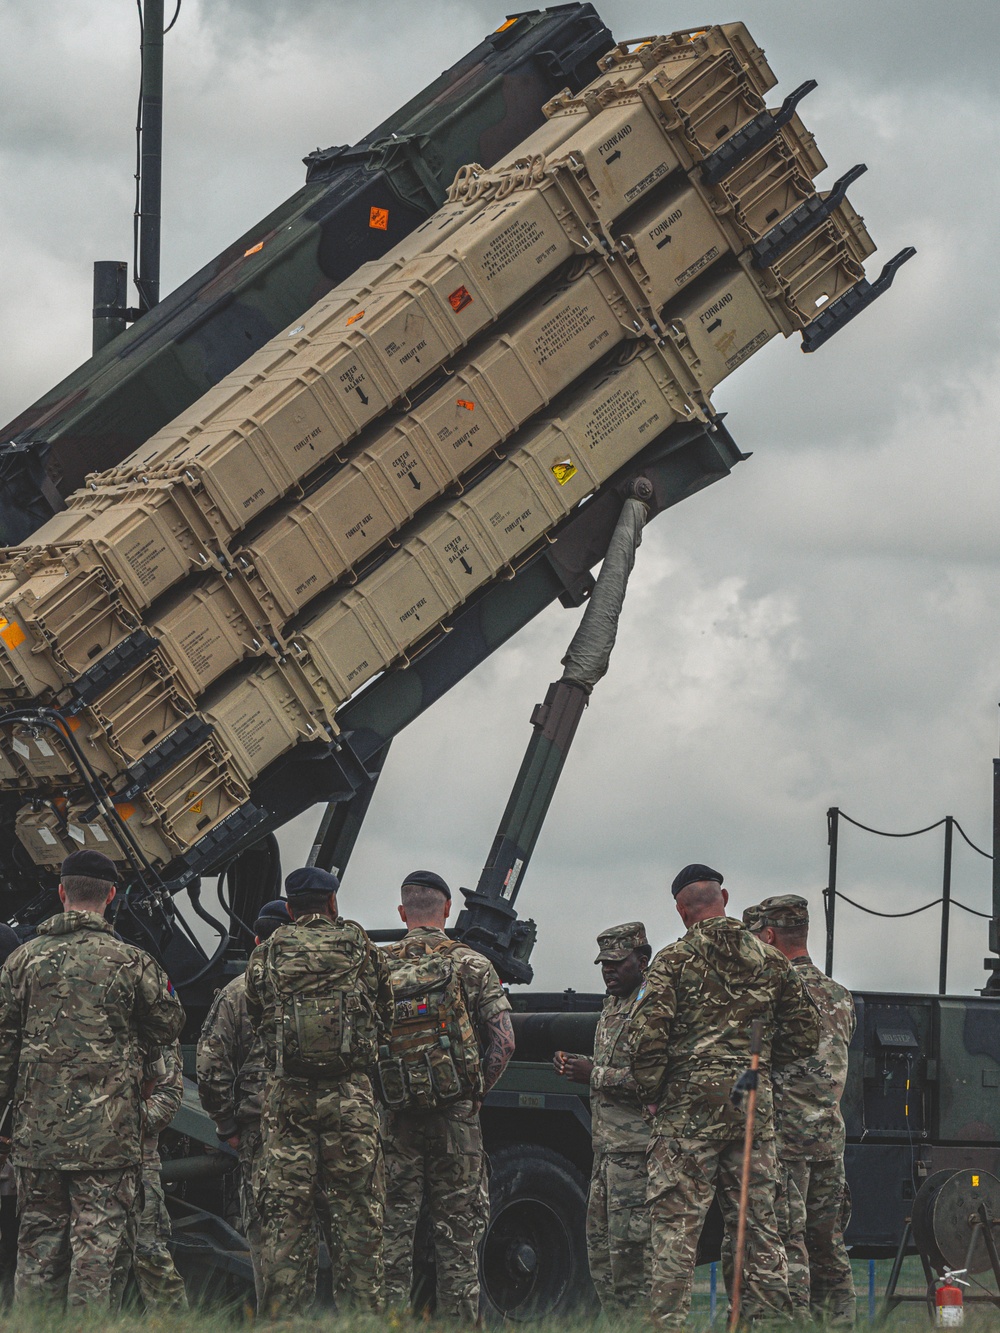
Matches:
[346,309,366,326]
[244,241,264,257]
[448,285,473,313]
[0,618,25,650]
[456,399,475,411]
[369,207,389,231]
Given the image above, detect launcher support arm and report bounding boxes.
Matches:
[455,481,652,983]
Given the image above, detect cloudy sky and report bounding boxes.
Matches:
[2,0,999,997]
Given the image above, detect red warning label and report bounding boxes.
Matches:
[448,285,473,313]
[369,207,389,231]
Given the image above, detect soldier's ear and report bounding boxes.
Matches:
[397,904,407,924]
[443,898,452,924]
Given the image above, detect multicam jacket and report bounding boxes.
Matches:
[628,916,820,1142]
[772,955,855,1159]
[0,911,184,1169]
[197,971,263,1139]
[244,914,393,1078]
[142,1039,184,1167]
[591,987,648,1155]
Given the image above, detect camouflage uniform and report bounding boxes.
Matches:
[197,970,266,1303]
[0,910,184,1309]
[245,913,393,1315]
[586,922,651,1313]
[761,896,857,1326]
[381,926,511,1321]
[112,1041,188,1310]
[628,914,820,1330]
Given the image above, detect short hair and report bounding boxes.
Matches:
[61,874,112,909]
[771,923,808,950]
[254,914,285,942]
[288,891,334,916]
[401,883,448,916]
[676,881,725,911]
[634,943,652,964]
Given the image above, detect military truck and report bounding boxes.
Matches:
[0,5,937,1319]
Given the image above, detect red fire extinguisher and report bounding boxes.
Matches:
[935,1269,968,1327]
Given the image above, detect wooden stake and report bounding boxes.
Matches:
[729,1017,764,1333]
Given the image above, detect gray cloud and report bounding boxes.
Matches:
[2,0,998,1000]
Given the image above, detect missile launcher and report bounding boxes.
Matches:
[0,21,912,879]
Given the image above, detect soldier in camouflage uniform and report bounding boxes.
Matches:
[628,864,820,1330]
[112,1040,188,1310]
[554,922,652,1313]
[380,870,514,1322]
[750,894,857,1325]
[0,849,184,1309]
[197,898,291,1305]
[245,867,393,1316]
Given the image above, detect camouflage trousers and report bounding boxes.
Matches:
[257,1074,384,1316]
[783,1156,855,1325]
[238,1125,264,1308]
[111,1163,188,1311]
[586,1149,650,1313]
[15,1165,137,1309]
[382,1099,487,1322]
[647,1135,790,1329]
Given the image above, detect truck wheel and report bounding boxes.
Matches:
[482,1144,596,1321]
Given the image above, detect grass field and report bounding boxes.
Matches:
[0,1256,995,1331]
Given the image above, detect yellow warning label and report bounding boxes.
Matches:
[456,399,475,412]
[0,618,26,650]
[551,458,577,486]
[369,206,389,231]
[346,309,365,326]
[186,789,204,815]
[495,17,517,31]
[244,241,264,257]
[973,1174,981,1187]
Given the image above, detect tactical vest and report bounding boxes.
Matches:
[265,918,377,1081]
[376,936,484,1110]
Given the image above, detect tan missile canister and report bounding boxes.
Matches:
[15,804,77,868]
[242,263,633,618]
[294,345,687,703]
[201,659,326,787]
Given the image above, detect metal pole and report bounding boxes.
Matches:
[939,815,953,995]
[92,260,128,353]
[826,807,839,976]
[986,752,1000,994]
[137,0,164,313]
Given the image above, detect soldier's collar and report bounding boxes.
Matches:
[38,910,114,937]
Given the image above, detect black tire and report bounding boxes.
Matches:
[481,1144,597,1322]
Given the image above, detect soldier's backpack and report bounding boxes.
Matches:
[376,937,484,1110]
[265,918,377,1080]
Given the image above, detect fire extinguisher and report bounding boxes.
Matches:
[935,1269,968,1327]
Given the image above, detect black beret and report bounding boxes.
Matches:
[253,899,292,939]
[61,849,118,884]
[284,867,340,899]
[401,869,451,902]
[0,924,21,967]
[671,863,724,898]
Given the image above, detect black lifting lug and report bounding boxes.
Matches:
[751,163,868,270]
[700,80,818,186]
[800,247,917,353]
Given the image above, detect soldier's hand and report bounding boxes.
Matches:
[226,1133,240,1150]
[141,1078,156,1100]
[553,1051,593,1084]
